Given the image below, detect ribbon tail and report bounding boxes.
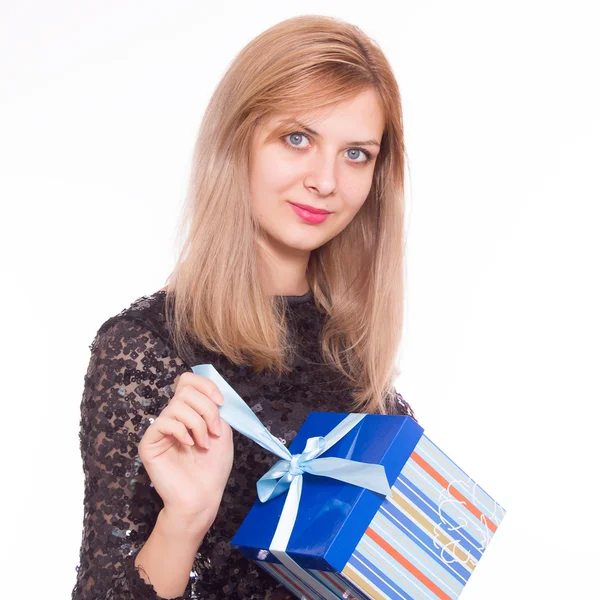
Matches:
[303,457,392,496]
[257,460,294,502]
[192,364,291,461]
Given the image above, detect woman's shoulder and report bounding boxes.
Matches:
[93,289,170,349]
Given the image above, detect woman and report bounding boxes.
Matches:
[72,14,416,600]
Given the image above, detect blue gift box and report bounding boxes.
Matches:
[193,364,506,600]
[232,413,506,600]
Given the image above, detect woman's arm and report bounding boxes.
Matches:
[134,508,208,598]
[72,318,203,599]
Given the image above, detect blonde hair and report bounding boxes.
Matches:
[164,15,407,414]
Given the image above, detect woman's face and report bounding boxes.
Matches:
[249,87,385,260]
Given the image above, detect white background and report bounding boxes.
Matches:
[2,1,598,598]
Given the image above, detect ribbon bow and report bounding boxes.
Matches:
[257,427,391,503]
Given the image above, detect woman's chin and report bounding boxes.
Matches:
[285,236,327,253]
[258,227,329,255]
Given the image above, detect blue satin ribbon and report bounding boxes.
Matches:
[192,364,391,598]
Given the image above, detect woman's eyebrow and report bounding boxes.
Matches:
[277,118,381,147]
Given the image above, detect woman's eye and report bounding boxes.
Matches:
[285,132,310,148]
[345,148,370,163]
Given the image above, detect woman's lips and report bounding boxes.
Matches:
[289,202,331,224]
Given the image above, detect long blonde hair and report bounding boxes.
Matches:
[164,15,407,414]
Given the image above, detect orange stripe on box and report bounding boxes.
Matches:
[411,451,498,534]
[366,527,453,600]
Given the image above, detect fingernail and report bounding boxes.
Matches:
[202,434,210,449]
[214,418,222,437]
[212,390,224,406]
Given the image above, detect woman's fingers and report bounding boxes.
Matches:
[175,385,223,438]
[176,373,225,407]
[146,373,226,450]
[170,401,211,448]
[148,415,195,447]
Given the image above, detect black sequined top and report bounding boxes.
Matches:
[72,289,416,600]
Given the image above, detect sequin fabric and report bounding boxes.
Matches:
[72,289,416,599]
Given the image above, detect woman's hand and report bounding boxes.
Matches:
[138,372,234,535]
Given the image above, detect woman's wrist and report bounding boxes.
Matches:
[157,506,213,546]
[134,508,209,596]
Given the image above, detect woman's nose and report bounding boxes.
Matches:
[304,149,337,196]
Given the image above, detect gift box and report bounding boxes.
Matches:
[193,364,506,600]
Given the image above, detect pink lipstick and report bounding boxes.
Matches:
[289,202,331,224]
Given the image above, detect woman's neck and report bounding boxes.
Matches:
[256,239,310,296]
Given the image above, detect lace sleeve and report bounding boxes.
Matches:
[71,318,200,599]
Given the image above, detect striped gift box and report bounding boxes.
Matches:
[233,414,506,600]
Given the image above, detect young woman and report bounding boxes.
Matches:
[72,14,416,600]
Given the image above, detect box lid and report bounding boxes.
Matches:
[231,411,424,571]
